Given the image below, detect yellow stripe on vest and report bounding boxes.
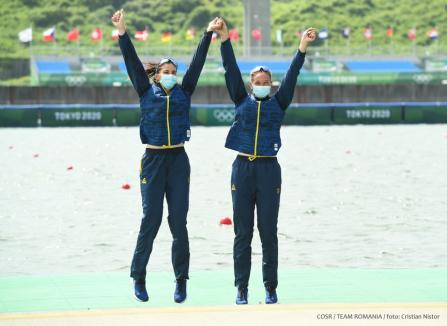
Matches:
[248,101,262,161]
[166,95,171,147]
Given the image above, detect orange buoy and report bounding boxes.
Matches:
[219,217,232,225]
[121,183,131,190]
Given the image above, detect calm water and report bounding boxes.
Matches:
[1,125,447,276]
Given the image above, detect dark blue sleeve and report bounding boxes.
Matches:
[220,39,247,105]
[118,32,150,98]
[274,50,306,110]
[181,31,213,94]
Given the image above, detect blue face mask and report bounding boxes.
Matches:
[159,74,177,90]
[252,85,271,98]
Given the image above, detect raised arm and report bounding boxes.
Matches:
[216,19,247,105]
[275,27,316,110]
[181,19,220,93]
[112,9,150,97]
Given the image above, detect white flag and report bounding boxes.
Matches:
[276,29,283,43]
[18,27,32,43]
[318,28,329,40]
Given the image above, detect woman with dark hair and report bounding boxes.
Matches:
[214,18,316,305]
[112,9,219,304]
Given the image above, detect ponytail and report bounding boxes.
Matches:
[143,62,159,80]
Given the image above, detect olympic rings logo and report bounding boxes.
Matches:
[213,109,235,123]
[65,75,87,86]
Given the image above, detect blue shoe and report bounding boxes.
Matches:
[265,286,278,304]
[174,279,187,303]
[236,287,248,305]
[133,280,148,302]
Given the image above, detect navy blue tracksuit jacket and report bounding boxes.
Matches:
[119,30,212,281]
[221,38,306,289]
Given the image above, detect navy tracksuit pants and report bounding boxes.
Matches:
[231,155,282,289]
[130,147,190,281]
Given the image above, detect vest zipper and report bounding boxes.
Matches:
[166,95,171,147]
[252,100,261,160]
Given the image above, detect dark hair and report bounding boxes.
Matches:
[143,61,177,80]
[143,62,159,79]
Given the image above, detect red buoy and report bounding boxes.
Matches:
[219,217,232,225]
[121,183,131,190]
[67,166,74,171]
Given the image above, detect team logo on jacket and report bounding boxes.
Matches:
[274,143,279,151]
[141,177,147,184]
[231,184,236,191]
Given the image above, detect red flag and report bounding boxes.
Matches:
[407,27,416,41]
[229,28,239,41]
[386,27,394,38]
[90,28,103,41]
[251,28,261,41]
[67,28,80,42]
[112,29,119,40]
[135,30,148,41]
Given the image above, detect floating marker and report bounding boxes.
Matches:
[67,166,74,171]
[219,217,232,225]
[8,146,14,150]
[121,183,131,190]
[33,154,39,158]
[345,150,351,154]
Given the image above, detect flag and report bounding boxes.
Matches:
[18,27,32,43]
[211,32,218,42]
[276,29,283,43]
[341,27,350,39]
[363,27,373,40]
[67,28,80,42]
[318,28,329,40]
[229,28,240,41]
[427,27,438,40]
[161,31,172,43]
[42,27,55,42]
[386,26,394,38]
[251,28,261,41]
[186,28,195,40]
[90,28,103,41]
[112,29,119,40]
[135,30,148,41]
[407,27,416,41]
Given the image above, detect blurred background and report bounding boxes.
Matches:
[1,0,447,125]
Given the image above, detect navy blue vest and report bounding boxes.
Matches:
[225,95,285,156]
[139,84,191,146]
